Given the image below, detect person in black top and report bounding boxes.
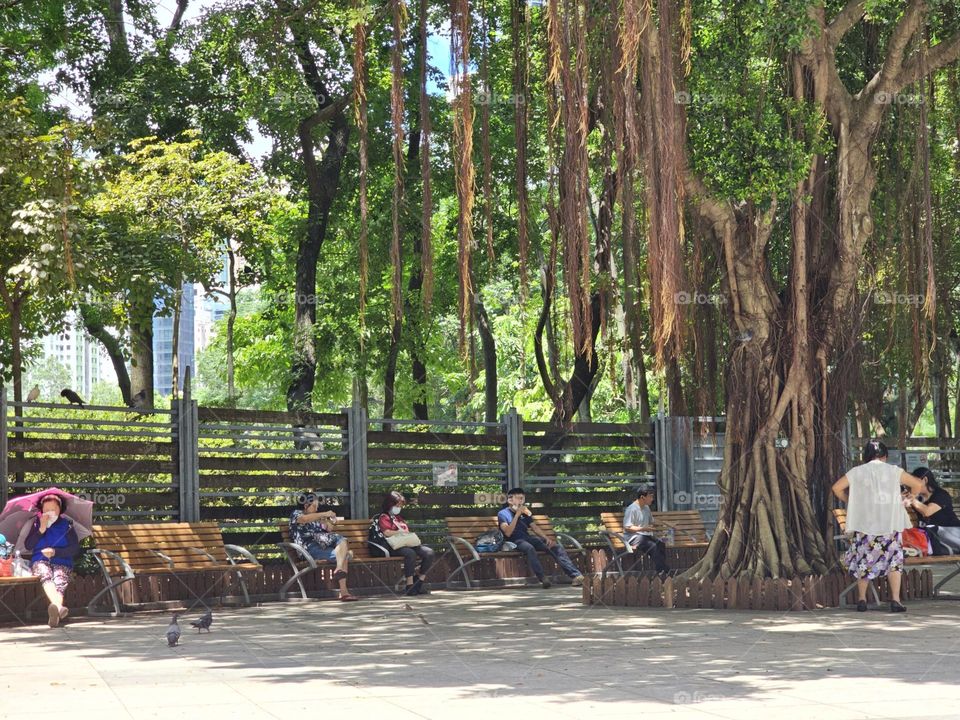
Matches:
[909,467,960,527]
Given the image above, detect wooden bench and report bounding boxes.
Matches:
[278,519,404,600]
[599,510,710,575]
[443,515,584,589]
[0,575,43,624]
[88,522,262,616]
[833,508,960,606]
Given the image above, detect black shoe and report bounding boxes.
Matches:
[411,578,430,595]
[403,584,419,596]
[856,600,867,612]
[539,577,552,589]
[890,601,907,613]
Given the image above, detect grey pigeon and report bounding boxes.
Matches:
[166,613,181,646]
[26,385,40,402]
[60,388,85,405]
[190,609,213,632]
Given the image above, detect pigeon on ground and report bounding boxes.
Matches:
[60,388,85,405]
[166,613,181,646]
[26,385,40,402]
[190,609,213,632]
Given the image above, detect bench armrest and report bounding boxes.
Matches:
[278,541,318,569]
[89,548,136,579]
[555,532,583,552]
[367,540,392,558]
[446,535,480,562]
[224,544,260,565]
[600,528,633,553]
[146,549,175,569]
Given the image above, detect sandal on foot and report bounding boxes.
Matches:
[47,604,60,628]
[59,606,69,621]
[339,594,361,602]
[332,569,348,582]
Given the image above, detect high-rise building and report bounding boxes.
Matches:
[39,312,103,400]
[153,283,196,397]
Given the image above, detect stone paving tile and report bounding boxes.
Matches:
[2,585,959,719]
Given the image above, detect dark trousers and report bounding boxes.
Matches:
[514,536,581,579]
[393,545,436,578]
[629,535,670,574]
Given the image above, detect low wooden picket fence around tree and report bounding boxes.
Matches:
[582,567,935,611]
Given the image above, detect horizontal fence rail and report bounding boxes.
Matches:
[1,395,177,522]
[522,420,656,539]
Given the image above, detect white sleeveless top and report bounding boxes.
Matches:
[845,459,911,535]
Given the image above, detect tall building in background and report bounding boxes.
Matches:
[39,312,104,399]
[153,283,196,397]
[195,259,230,354]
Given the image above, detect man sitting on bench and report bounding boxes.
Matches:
[623,486,670,577]
[498,488,585,589]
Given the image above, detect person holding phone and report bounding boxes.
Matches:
[497,487,584,589]
[23,494,80,627]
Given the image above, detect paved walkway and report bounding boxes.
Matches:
[1,585,959,719]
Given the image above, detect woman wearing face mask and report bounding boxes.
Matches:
[23,494,80,627]
[378,491,435,596]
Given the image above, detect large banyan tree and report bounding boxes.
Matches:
[271,0,958,578]
[637,0,960,578]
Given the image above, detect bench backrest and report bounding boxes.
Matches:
[445,515,559,548]
[280,519,383,560]
[600,509,709,549]
[92,521,229,574]
[833,507,919,534]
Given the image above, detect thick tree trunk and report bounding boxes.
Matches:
[129,296,154,407]
[79,303,132,405]
[285,12,351,412]
[226,245,237,407]
[171,281,182,399]
[5,296,24,406]
[382,317,401,428]
[551,293,603,426]
[475,293,497,424]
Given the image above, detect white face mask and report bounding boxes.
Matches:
[389,506,402,516]
[45,510,59,522]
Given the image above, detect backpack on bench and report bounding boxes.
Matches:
[475,530,505,553]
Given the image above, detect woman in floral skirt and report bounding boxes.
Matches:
[832,440,925,612]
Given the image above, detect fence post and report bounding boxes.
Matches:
[0,389,7,509]
[345,402,368,519]
[503,407,523,491]
[174,383,201,523]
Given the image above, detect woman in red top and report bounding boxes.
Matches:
[379,491,435,596]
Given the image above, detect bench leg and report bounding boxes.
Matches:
[601,551,627,579]
[444,552,479,590]
[932,562,960,598]
[86,577,135,617]
[279,566,313,601]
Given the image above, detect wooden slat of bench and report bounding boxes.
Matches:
[0,576,40,585]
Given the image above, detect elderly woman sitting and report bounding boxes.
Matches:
[23,493,80,627]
